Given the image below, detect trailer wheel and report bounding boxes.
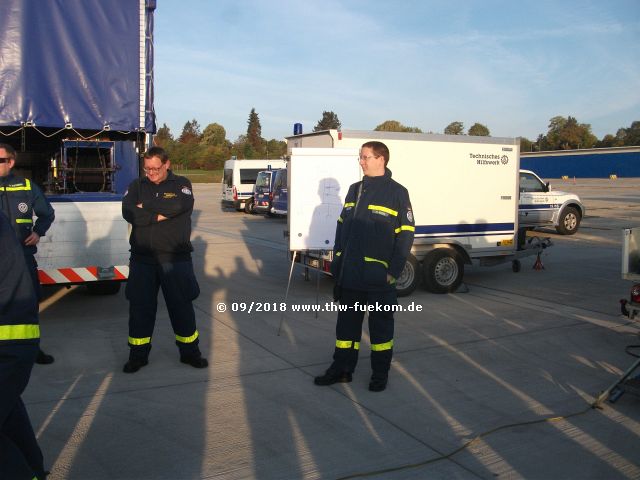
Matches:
[422,249,463,294]
[556,206,581,235]
[86,281,121,295]
[395,253,420,297]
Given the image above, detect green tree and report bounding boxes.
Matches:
[265,139,287,159]
[314,111,342,131]
[374,120,422,133]
[444,121,464,135]
[468,123,490,136]
[617,121,640,146]
[596,134,623,148]
[246,108,263,155]
[155,123,174,146]
[230,135,248,159]
[536,133,549,151]
[519,137,535,152]
[543,115,596,150]
[201,123,227,146]
[178,119,202,144]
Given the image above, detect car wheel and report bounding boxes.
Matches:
[395,254,420,297]
[556,206,580,235]
[422,249,464,294]
[244,199,255,214]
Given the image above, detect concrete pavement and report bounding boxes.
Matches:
[27,179,640,479]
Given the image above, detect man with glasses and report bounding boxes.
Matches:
[0,143,56,366]
[121,146,207,373]
[314,141,414,392]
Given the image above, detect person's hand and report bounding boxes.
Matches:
[387,274,396,284]
[136,203,143,208]
[24,232,40,246]
[157,214,168,222]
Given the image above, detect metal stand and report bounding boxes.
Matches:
[277,250,325,334]
[278,251,298,336]
[593,357,640,407]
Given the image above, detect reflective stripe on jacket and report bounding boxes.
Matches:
[0,211,39,345]
[331,168,414,291]
[0,173,55,254]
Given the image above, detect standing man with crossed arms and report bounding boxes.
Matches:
[121,146,207,373]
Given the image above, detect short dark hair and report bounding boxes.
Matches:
[361,141,389,166]
[143,146,169,163]
[0,143,17,160]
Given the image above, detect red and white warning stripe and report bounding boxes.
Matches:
[38,266,129,285]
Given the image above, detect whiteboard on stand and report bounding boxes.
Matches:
[289,148,361,251]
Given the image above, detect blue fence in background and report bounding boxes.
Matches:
[520,147,640,178]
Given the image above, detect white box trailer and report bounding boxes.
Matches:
[287,130,550,295]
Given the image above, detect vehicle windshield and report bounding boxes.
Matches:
[520,172,546,193]
[255,172,271,188]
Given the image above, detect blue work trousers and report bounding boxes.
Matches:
[125,259,201,359]
[330,288,397,375]
[0,343,45,480]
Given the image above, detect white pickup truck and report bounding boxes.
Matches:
[518,169,584,235]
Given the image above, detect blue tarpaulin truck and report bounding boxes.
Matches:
[0,0,156,293]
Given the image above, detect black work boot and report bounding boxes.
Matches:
[368,373,388,392]
[123,357,149,373]
[180,354,208,368]
[35,348,55,365]
[314,369,352,386]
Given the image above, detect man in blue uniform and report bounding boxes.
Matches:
[314,141,414,392]
[0,211,48,480]
[122,146,207,373]
[0,143,56,365]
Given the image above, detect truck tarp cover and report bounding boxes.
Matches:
[0,0,155,133]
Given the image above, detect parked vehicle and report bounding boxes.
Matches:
[270,168,288,216]
[0,0,156,294]
[222,158,286,212]
[253,169,281,215]
[621,227,640,319]
[287,130,550,296]
[518,169,584,235]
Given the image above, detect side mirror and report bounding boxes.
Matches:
[544,182,550,193]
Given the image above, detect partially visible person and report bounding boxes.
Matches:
[314,141,414,392]
[0,211,48,480]
[0,143,55,365]
[121,146,207,373]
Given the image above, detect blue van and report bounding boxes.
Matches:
[253,169,280,215]
[270,168,288,216]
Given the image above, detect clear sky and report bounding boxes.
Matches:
[154,1,639,142]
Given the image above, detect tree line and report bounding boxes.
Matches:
[373,117,640,152]
[155,108,639,170]
[154,108,288,171]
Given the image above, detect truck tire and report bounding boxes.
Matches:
[422,249,464,294]
[244,198,255,214]
[395,253,420,297]
[555,206,580,235]
[86,281,121,295]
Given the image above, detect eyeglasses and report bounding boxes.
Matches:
[359,155,379,161]
[143,164,166,174]
[0,158,12,164]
